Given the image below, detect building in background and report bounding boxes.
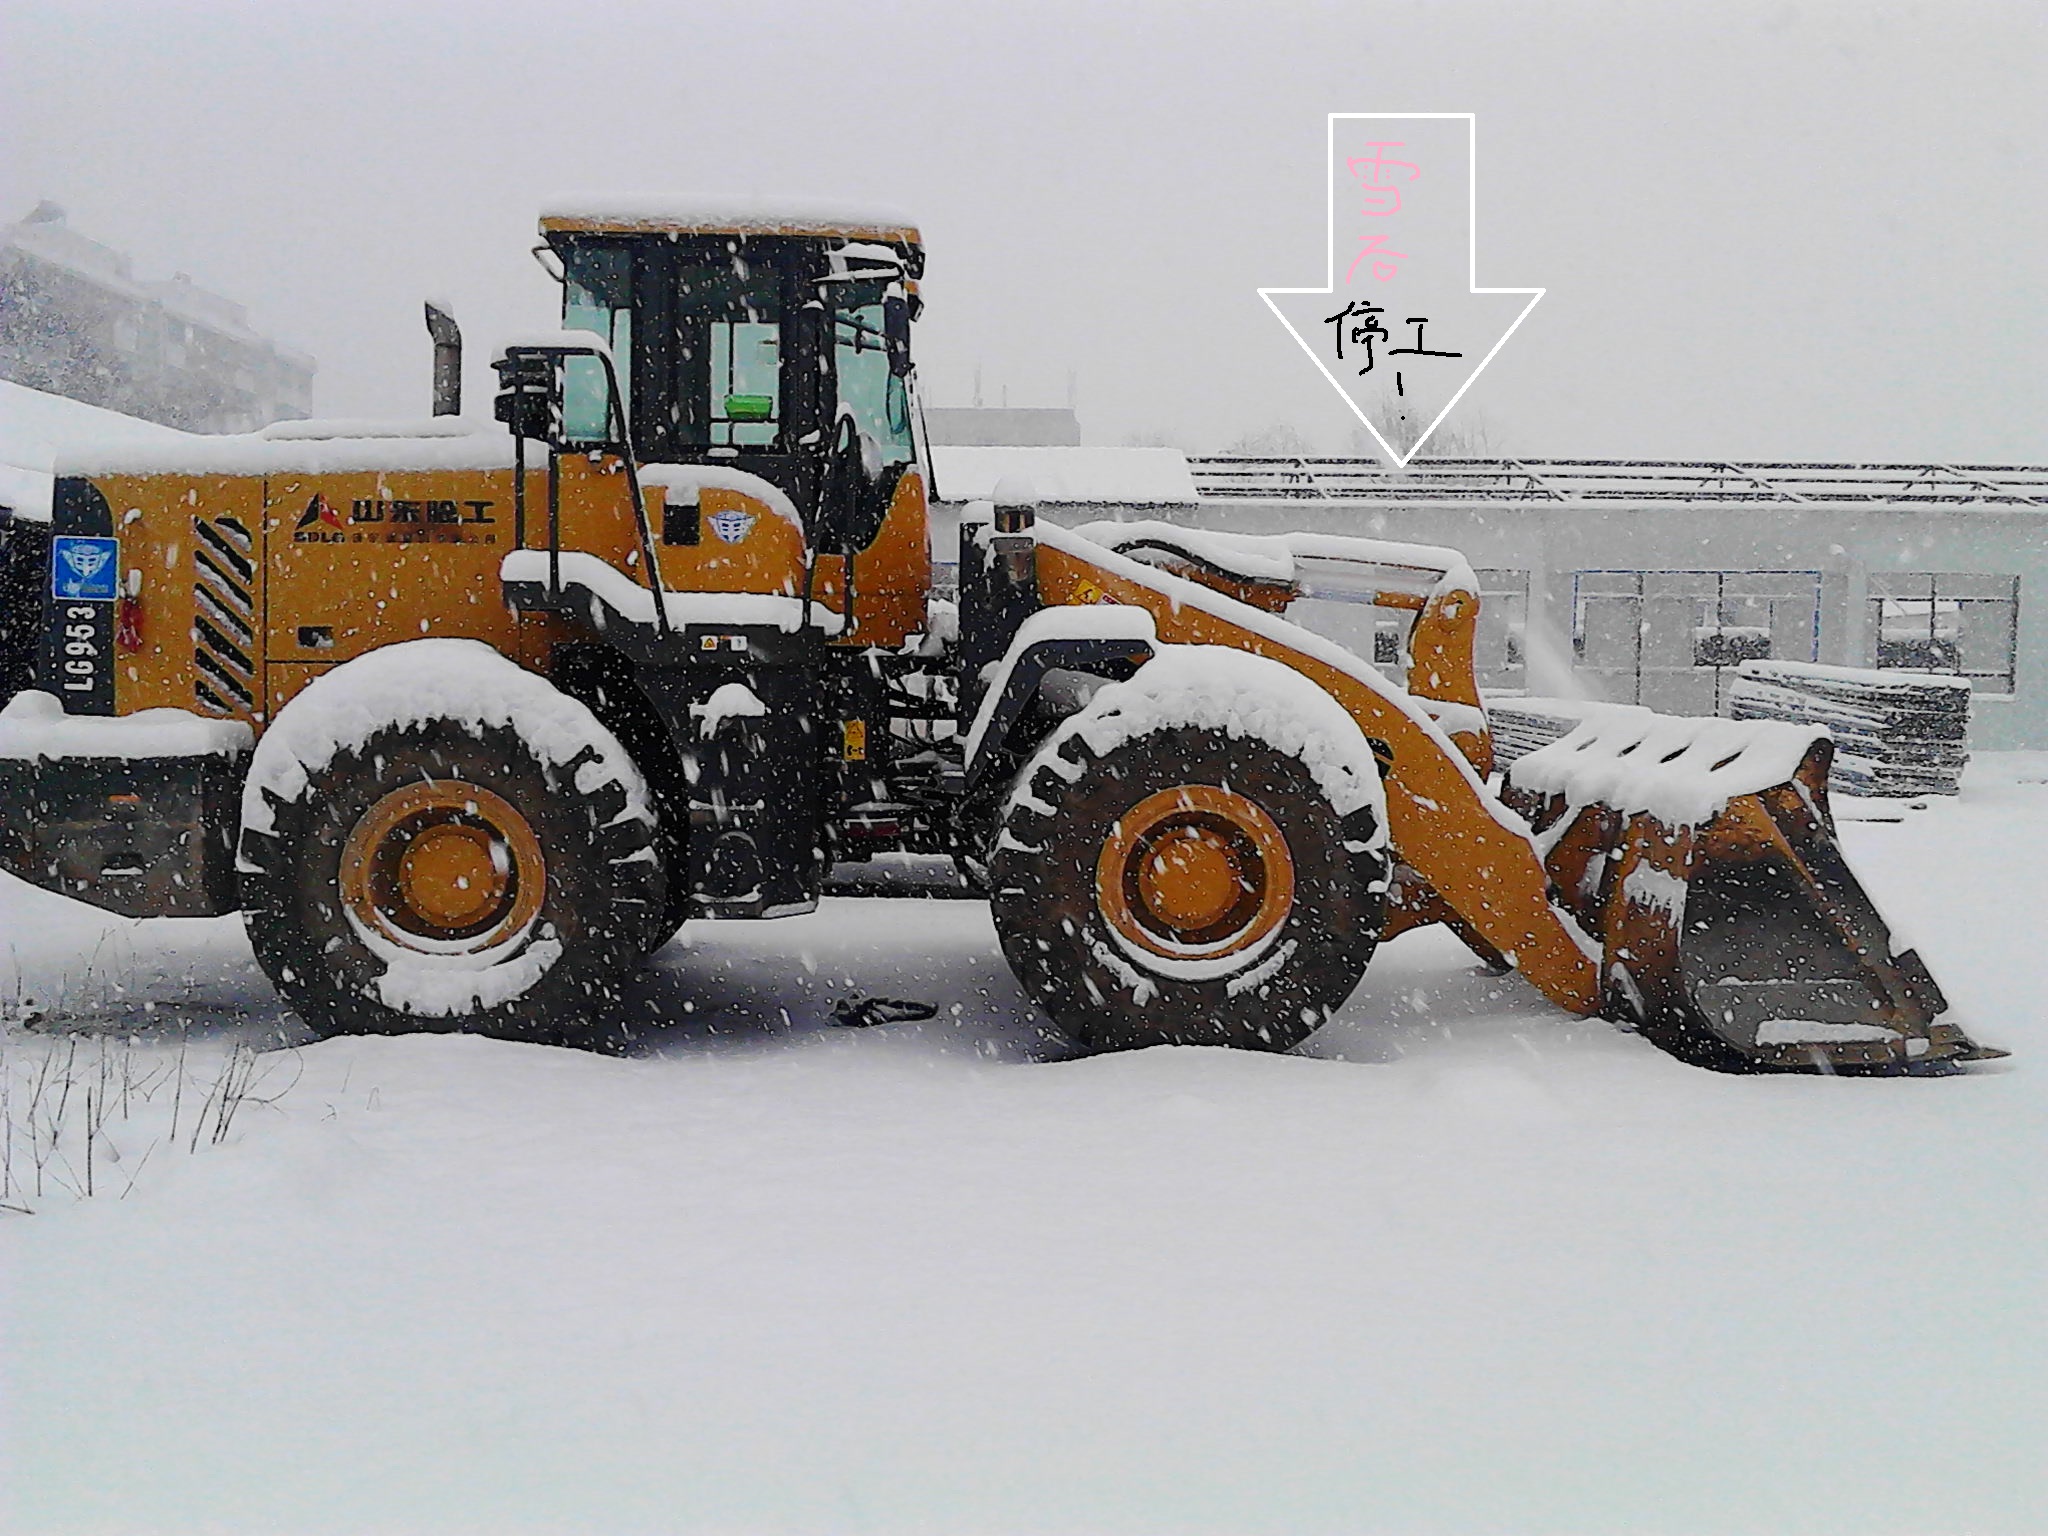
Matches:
[0,202,313,434]
[924,407,1080,448]
[1177,458,2048,749]
[924,443,1195,604]
[929,439,2048,750]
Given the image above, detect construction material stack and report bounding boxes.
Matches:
[1487,697,1599,774]
[1728,659,1973,797]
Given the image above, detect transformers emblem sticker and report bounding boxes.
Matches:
[708,509,756,545]
[51,537,119,601]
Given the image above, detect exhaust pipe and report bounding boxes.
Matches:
[425,301,461,416]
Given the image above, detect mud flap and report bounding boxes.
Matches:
[0,749,247,918]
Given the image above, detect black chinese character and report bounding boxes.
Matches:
[1387,317,1463,397]
[1325,299,1390,375]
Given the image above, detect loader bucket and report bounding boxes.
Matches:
[1502,709,2004,1073]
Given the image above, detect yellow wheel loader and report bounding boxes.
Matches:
[0,205,2003,1071]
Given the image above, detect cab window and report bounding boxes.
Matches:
[679,261,782,448]
[832,281,914,467]
[561,245,632,443]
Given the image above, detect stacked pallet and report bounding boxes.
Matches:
[1727,660,1972,797]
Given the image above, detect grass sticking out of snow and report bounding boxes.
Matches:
[0,1028,301,1214]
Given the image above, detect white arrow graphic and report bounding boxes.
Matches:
[1261,113,1541,466]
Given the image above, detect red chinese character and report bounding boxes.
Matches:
[1347,142,1420,216]
[1346,234,1407,284]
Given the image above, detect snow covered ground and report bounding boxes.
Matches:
[3,761,2044,1535]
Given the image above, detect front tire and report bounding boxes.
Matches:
[991,723,1386,1054]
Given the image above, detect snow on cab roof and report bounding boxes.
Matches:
[541,198,921,245]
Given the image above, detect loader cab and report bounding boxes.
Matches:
[537,209,924,552]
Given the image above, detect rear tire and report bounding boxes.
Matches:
[240,655,663,1046]
[991,724,1386,1053]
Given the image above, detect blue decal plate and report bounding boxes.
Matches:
[51,536,120,601]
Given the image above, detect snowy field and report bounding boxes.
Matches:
[3,761,2044,1535]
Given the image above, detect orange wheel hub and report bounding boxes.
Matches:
[339,781,545,950]
[1097,785,1295,961]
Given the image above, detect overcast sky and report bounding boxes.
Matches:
[4,0,2043,460]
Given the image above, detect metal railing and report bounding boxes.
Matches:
[1185,457,2048,509]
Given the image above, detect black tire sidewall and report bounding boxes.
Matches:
[991,726,1385,1053]
[241,720,660,1043]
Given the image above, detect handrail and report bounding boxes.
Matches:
[495,340,671,641]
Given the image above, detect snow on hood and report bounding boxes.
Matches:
[54,419,523,479]
[0,378,192,521]
[259,417,479,441]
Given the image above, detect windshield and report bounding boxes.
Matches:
[559,242,790,454]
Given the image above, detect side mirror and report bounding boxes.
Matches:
[492,350,560,444]
[492,338,628,452]
[884,295,912,379]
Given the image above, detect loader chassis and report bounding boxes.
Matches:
[0,205,2003,1073]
